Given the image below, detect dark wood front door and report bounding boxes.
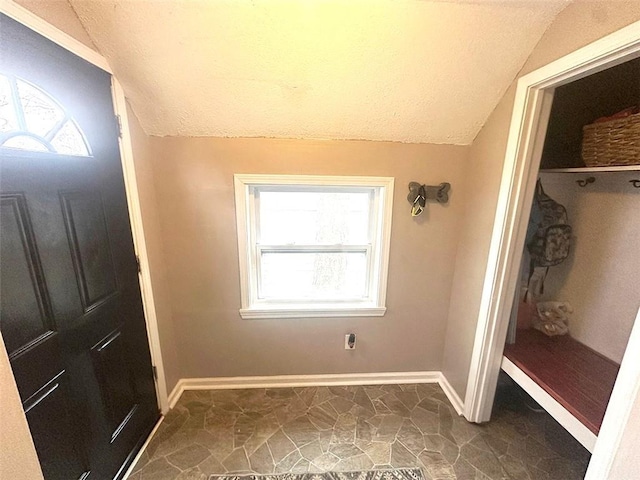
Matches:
[0,15,159,480]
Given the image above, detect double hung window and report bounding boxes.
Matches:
[234,174,394,318]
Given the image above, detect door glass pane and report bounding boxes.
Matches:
[260,251,367,299]
[17,79,65,137]
[258,190,371,245]
[0,73,91,156]
[51,121,89,156]
[3,135,49,152]
[0,75,18,133]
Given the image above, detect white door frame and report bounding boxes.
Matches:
[463,17,640,476]
[0,0,169,413]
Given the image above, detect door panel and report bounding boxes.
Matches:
[8,331,62,404]
[60,190,118,311]
[24,370,91,480]
[1,14,159,479]
[91,327,139,436]
[0,193,55,355]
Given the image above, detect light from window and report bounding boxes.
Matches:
[234,174,394,319]
[0,73,90,156]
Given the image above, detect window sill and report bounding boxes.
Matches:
[239,305,387,319]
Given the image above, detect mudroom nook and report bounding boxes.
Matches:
[501,56,640,452]
[2,2,640,480]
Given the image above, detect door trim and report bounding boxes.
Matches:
[586,308,640,479]
[112,80,168,413]
[462,18,640,479]
[1,0,169,413]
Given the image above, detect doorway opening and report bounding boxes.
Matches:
[463,19,640,480]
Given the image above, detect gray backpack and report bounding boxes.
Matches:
[526,179,572,268]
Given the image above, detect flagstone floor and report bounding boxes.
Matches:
[127,380,590,480]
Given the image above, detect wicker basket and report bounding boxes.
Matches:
[582,112,640,167]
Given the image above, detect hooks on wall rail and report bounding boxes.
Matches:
[576,176,596,187]
[407,181,451,216]
[574,177,640,188]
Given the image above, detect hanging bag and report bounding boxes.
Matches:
[524,179,572,299]
[527,179,572,267]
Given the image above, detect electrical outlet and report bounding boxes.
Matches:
[345,333,356,350]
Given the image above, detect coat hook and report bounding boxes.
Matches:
[630,180,640,188]
[576,176,595,187]
[407,182,451,207]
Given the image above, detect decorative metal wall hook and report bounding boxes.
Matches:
[407,182,451,216]
[576,176,596,187]
[630,180,640,188]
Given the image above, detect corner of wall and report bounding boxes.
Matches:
[441,80,518,403]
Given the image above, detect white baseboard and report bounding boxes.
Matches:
[438,372,464,415]
[167,371,464,414]
[167,381,183,410]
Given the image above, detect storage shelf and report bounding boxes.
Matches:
[502,329,620,452]
[502,356,598,453]
[541,165,640,173]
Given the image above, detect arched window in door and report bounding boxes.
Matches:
[0,73,91,156]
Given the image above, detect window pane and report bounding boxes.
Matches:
[3,135,49,152]
[258,190,371,244]
[0,75,18,133]
[17,79,65,137]
[260,251,367,299]
[51,120,89,156]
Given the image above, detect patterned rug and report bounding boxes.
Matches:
[209,469,424,480]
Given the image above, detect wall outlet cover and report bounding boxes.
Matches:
[345,333,356,350]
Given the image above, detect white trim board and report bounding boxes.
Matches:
[167,371,463,415]
[0,1,168,413]
[586,308,640,480]
[438,373,464,416]
[501,357,597,452]
[111,80,169,413]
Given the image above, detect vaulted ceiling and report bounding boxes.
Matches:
[68,0,568,144]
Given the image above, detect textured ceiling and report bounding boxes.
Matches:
[69,0,568,144]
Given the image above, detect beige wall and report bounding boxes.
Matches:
[442,84,517,397]
[442,1,640,399]
[127,105,182,393]
[539,172,640,363]
[149,137,469,378]
[0,334,43,480]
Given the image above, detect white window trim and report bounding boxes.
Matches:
[234,174,394,319]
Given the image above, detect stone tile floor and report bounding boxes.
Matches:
[128,380,590,480]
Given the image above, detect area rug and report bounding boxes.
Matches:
[209,469,424,480]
